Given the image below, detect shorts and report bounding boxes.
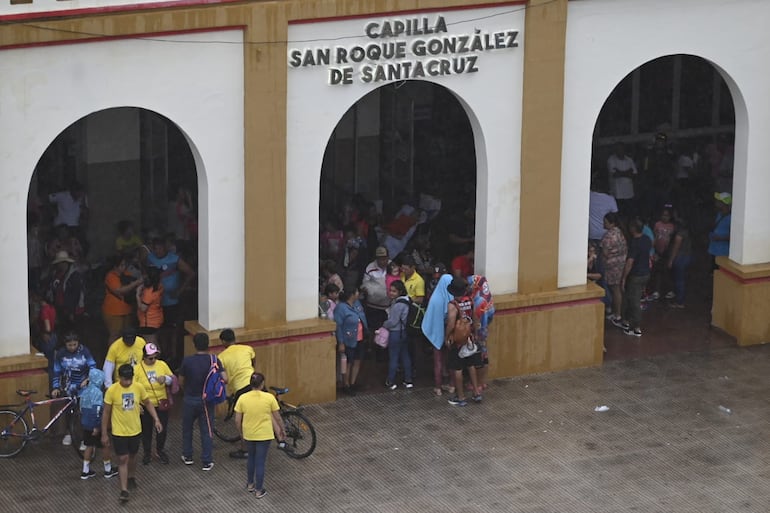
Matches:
[82,428,103,448]
[344,341,365,361]
[447,345,482,371]
[111,434,141,455]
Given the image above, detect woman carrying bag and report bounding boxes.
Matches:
[135,343,174,464]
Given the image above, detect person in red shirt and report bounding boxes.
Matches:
[451,246,474,279]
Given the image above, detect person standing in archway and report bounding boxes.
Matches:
[607,143,637,218]
[146,237,195,363]
[620,219,652,338]
[709,192,732,270]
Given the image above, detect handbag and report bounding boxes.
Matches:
[374,327,389,348]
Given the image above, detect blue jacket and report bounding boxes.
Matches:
[334,300,368,347]
[52,344,96,395]
[80,368,105,431]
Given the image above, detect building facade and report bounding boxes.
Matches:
[1,0,769,405]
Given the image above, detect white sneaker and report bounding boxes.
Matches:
[62,434,72,446]
[79,441,87,452]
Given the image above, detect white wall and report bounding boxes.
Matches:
[559,0,770,287]
[286,6,525,320]
[0,29,245,357]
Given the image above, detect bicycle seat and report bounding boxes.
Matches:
[16,389,36,397]
[269,386,289,395]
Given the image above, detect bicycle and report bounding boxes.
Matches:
[213,386,317,459]
[0,389,83,458]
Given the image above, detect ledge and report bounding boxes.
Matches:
[494,283,604,313]
[0,353,48,375]
[184,317,336,347]
[717,256,770,282]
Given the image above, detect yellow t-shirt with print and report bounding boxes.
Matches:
[218,344,255,394]
[134,360,172,406]
[234,390,279,441]
[104,381,148,436]
[401,271,426,301]
[105,337,147,381]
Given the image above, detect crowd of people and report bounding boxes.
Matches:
[48,327,285,503]
[589,132,734,339]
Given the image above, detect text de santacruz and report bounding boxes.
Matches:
[287,15,519,85]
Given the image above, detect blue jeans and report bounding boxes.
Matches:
[182,396,214,464]
[387,330,412,383]
[672,254,692,304]
[246,440,272,490]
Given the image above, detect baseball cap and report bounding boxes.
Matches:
[447,277,468,297]
[143,343,160,357]
[714,192,732,205]
[375,246,388,257]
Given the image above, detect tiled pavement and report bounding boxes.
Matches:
[4,343,770,512]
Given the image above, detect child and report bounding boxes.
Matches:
[322,283,340,320]
[385,261,401,290]
[648,206,675,301]
[79,368,117,479]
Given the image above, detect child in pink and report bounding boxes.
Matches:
[385,261,401,290]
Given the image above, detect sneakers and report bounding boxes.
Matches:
[62,434,72,446]
[119,490,129,503]
[342,385,356,396]
[142,453,151,465]
[472,394,483,403]
[610,316,626,329]
[403,382,414,390]
[447,396,468,407]
[255,489,267,499]
[664,291,676,299]
[104,469,119,479]
[623,326,642,337]
[127,477,138,490]
[385,381,397,391]
[181,456,194,466]
[644,292,660,302]
[433,387,442,396]
[158,451,169,464]
[669,302,685,309]
[78,441,87,452]
[201,462,214,471]
[80,470,95,480]
[229,449,248,459]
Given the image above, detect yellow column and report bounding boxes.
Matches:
[518,0,568,293]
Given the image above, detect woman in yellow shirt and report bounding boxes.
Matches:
[134,343,173,465]
[234,373,286,499]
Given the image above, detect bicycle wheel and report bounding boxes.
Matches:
[281,410,316,459]
[67,403,84,460]
[212,402,240,443]
[0,410,29,458]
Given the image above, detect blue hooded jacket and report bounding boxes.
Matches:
[79,368,105,431]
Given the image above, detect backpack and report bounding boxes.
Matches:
[202,355,227,404]
[396,298,426,337]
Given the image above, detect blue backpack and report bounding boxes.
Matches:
[202,355,227,404]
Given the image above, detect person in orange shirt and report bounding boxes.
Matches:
[102,255,142,344]
[135,267,164,345]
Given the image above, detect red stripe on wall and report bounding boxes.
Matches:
[289,1,527,25]
[0,0,243,22]
[0,25,245,51]
[718,267,770,286]
[0,366,47,379]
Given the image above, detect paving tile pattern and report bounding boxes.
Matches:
[3,344,770,512]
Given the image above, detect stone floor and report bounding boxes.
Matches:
[3,342,770,512]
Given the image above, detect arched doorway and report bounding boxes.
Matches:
[318,81,477,392]
[589,55,738,358]
[27,107,199,365]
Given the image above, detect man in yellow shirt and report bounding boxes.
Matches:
[103,327,146,387]
[217,328,256,459]
[102,364,162,504]
[235,373,285,499]
[400,255,426,373]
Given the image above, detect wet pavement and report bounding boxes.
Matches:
[3,341,770,512]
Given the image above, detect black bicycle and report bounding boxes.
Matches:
[0,389,83,458]
[213,386,316,459]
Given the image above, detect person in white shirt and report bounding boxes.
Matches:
[607,143,637,215]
